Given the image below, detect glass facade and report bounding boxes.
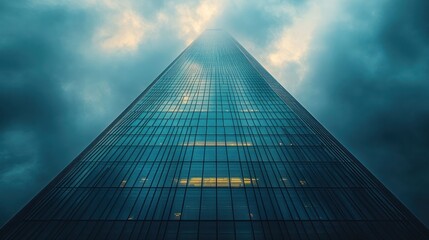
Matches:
[1,29,428,239]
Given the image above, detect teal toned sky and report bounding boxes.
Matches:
[1,0,429,227]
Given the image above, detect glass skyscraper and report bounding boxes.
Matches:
[1,29,428,239]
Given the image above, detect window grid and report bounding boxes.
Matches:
[1,30,428,240]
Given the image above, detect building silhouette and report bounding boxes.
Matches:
[1,30,428,239]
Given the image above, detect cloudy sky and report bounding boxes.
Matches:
[1,0,428,227]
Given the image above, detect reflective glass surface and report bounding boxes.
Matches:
[1,30,428,239]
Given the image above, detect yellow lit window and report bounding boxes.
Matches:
[179,177,258,187]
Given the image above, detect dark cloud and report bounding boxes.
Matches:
[297,0,429,225]
[0,1,95,224]
[0,1,181,225]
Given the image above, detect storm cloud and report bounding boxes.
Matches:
[1,0,428,227]
[297,0,429,225]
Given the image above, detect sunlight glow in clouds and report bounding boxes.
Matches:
[266,1,339,87]
[90,0,224,52]
[92,1,147,52]
[96,10,146,52]
[175,0,224,44]
[33,0,149,52]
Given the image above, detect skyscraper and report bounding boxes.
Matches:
[1,29,428,239]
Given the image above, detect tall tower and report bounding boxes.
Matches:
[1,30,428,239]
